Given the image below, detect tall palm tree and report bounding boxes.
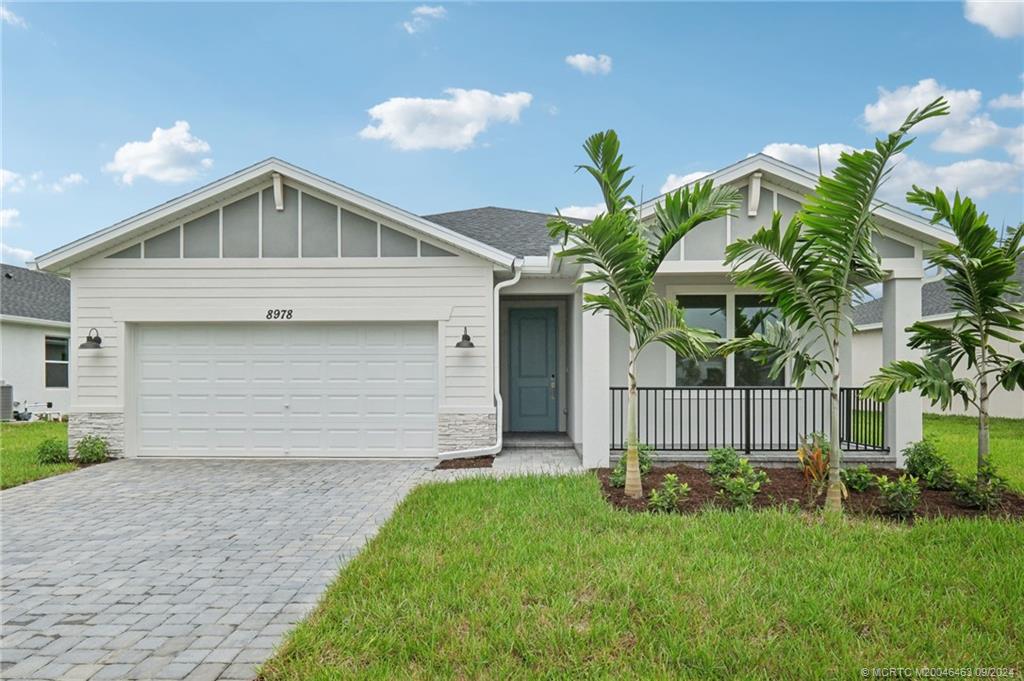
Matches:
[718,97,949,512]
[549,130,740,499]
[863,188,1024,482]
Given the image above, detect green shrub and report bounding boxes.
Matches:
[875,474,920,519]
[609,444,655,488]
[840,465,874,493]
[715,458,769,509]
[75,435,108,464]
[952,465,1008,510]
[707,447,741,480]
[903,440,956,490]
[647,474,690,513]
[36,437,69,465]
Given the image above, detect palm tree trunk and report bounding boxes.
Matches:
[624,342,643,499]
[825,338,843,512]
[977,343,990,480]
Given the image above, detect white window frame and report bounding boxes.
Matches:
[44,335,70,389]
[664,285,789,388]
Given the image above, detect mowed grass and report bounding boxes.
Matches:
[925,414,1024,491]
[260,474,1024,680]
[0,421,73,489]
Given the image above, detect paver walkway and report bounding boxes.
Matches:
[1,450,582,680]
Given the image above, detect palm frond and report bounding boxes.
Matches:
[717,320,827,386]
[646,181,741,273]
[632,294,715,358]
[862,358,975,410]
[577,130,635,214]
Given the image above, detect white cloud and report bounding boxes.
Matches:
[104,121,213,185]
[565,53,613,76]
[964,0,1024,38]
[761,141,1021,202]
[761,142,862,176]
[403,5,446,34]
[558,203,604,221]
[660,171,711,194]
[48,173,86,193]
[0,208,21,229]
[863,79,981,133]
[1,169,26,193]
[0,242,33,265]
[359,88,532,151]
[887,156,1021,200]
[1,6,27,28]
[931,115,1024,163]
[990,91,1024,109]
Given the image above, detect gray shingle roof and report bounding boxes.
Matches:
[423,206,586,257]
[853,257,1024,326]
[1,264,70,323]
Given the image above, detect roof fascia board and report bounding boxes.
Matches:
[0,314,71,329]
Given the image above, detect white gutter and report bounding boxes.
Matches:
[438,257,524,460]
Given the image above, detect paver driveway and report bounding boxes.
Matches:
[1,458,434,681]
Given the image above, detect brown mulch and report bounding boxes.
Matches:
[597,464,1024,522]
[435,455,495,470]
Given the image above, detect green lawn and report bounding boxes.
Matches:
[925,414,1024,491]
[0,421,74,489]
[260,474,1024,680]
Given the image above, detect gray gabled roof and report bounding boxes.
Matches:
[423,206,586,257]
[853,257,1024,326]
[1,264,71,323]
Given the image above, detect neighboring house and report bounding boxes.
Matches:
[35,157,953,465]
[852,259,1024,420]
[0,264,72,415]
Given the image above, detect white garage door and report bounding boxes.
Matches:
[134,323,437,457]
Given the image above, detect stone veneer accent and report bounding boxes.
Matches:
[438,412,496,452]
[69,412,125,458]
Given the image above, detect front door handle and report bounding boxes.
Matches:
[549,374,556,399]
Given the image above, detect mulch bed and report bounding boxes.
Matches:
[435,455,495,470]
[597,464,1024,522]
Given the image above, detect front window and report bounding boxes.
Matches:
[674,294,784,387]
[675,295,726,386]
[45,337,69,388]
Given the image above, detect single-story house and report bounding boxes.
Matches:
[852,259,1024,420]
[34,156,954,466]
[0,264,71,416]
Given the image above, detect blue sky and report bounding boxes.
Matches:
[2,1,1022,266]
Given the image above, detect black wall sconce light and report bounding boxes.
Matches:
[79,328,103,350]
[455,326,474,348]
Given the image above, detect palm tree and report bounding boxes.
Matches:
[717,97,949,512]
[549,130,740,498]
[863,188,1024,482]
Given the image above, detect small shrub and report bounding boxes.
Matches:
[903,439,956,490]
[647,474,691,513]
[875,474,920,519]
[715,458,769,509]
[75,435,108,464]
[36,437,69,465]
[609,443,655,488]
[796,433,830,496]
[707,447,741,480]
[840,465,874,493]
[952,465,1008,510]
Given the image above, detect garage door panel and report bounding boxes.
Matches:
[135,322,437,457]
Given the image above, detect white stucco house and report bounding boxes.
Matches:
[852,260,1024,420]
[0,264,72,416]
[34,157,954,466]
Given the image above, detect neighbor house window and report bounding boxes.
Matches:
[674,294,783,387]
[45,337,69,388]
[675,295,727,386]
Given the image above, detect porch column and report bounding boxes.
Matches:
[580,281,610,468]
[882,274,923,466]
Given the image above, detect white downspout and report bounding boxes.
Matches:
[438,257,523,460]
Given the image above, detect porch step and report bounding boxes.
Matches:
[502,432,575,450]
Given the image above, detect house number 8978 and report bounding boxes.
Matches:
[266,309,293,320]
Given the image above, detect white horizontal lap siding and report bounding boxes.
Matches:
[69,259,495,413]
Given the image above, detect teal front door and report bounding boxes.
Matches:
[508,307,558,432]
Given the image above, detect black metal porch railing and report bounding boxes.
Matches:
[609,387,887,454]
